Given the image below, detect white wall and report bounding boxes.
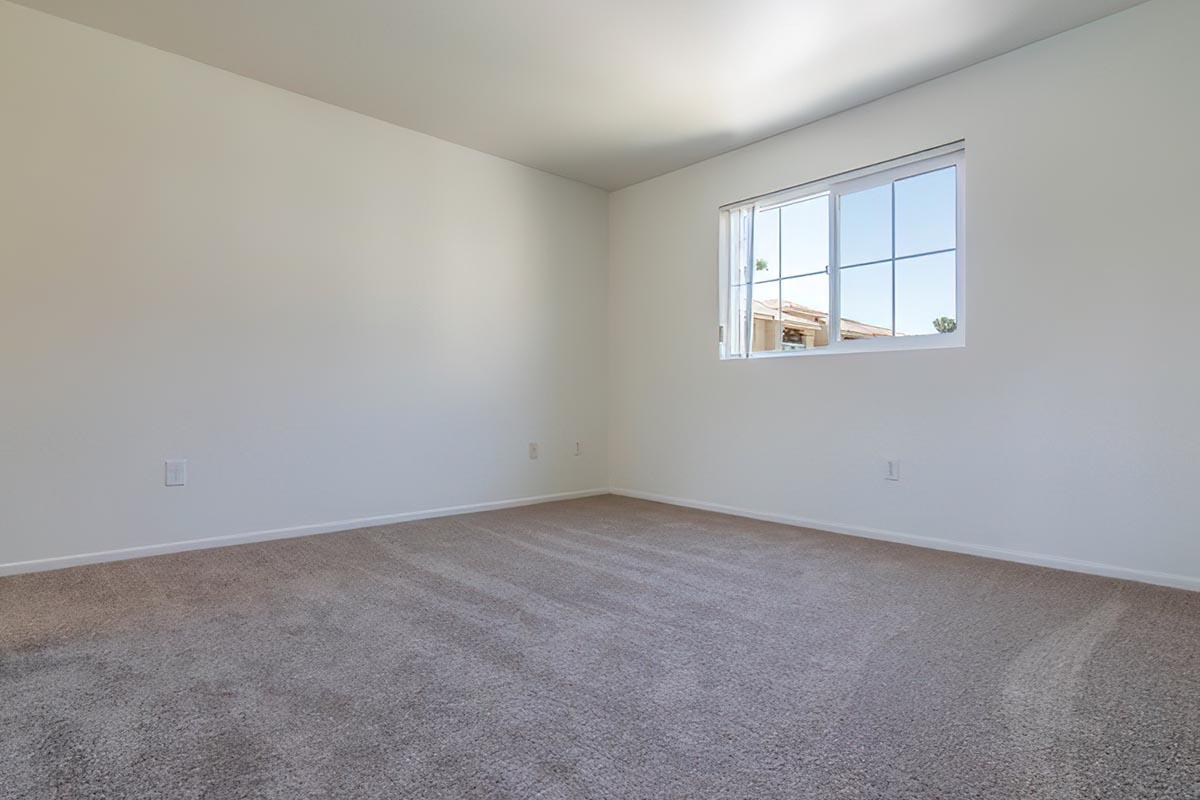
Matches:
[4,0,1197,589]
[608,0,1200,588]
[0,2,609,570]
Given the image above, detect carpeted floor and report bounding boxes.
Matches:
[2,495,1198,799]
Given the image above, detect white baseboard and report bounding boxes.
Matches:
[6,486,1196,593]
[610,488,1200,593]
[0,488,610,578]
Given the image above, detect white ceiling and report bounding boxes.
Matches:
[14,0,1147,189]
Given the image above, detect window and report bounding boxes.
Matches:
[719,143,964,358]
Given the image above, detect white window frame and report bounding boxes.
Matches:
[718,142,965,359]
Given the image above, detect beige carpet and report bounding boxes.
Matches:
[2,495,1198,799]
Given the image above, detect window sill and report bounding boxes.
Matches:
[721,332,965,360]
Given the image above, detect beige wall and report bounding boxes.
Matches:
[0,2,610,569]
[608,0,1200,588]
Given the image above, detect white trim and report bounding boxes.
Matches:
[756,187,828,215]
[610,488,1200,593]
[8,486,1195,593]
[736,329,964,358]
[719,141,965,213]
[831,149,960,198]
[0,488,609,577]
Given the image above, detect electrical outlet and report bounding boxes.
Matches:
[574,441,582,457]
[165,459,188,487]
[885,459,900,482]
[528,442,539,460]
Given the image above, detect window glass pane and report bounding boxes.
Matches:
[750,280,782,353]
[779,274,830,349]
[781,195,828,278]
[895,251,956,336]
[840,262,893,339]
[895,166,956,257]
[753,207,780,282]
[839,184,891,267]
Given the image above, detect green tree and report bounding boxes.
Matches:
[932,316,957,333]
[755,258,769,272]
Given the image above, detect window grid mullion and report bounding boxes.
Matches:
[776,267,831,281]
[744,211,754,357]
[841,246,955,271]
[777,206,783,348]
[829,192,841,343]
[891,180,896,337]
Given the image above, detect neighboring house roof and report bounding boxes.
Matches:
[752,299,892,338]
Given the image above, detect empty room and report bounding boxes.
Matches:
[2,0,1197,797]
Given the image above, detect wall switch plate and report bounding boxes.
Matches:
[885,459,901,481]
[528,443,539,460]
[165,459,188,486]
